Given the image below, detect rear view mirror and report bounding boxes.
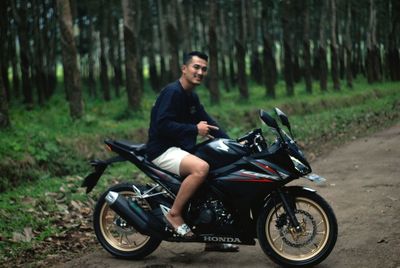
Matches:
[274,108,290,127]
[274,107,293,137]
[259,110,279,129]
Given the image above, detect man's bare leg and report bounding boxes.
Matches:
[165,154,209,233]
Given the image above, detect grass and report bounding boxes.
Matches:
[0,77,399,264]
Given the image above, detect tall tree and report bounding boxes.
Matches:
[248,0,262,85]
[122,0,142,110]
[235,0,249,100]
[330,0,340,90]
[344,1,353,88]
[12,0,34,108]
[366,0,381,83]
[56,0,84,119]
[0,0,11,128]
[281,0,294,96]
[261,0,277,98]
[99,0,111,101]
[0,65,10,128]
[302,0,312,94]
[318,0,328,91]
[208,0,220,104]
[166,0,180,80]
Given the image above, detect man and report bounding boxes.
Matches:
[146,51,238,252]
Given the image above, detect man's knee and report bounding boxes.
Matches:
[194,161,209,178]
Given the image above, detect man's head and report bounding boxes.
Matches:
[181,51,208,88]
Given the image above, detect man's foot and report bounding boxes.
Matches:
[165,213,194,238]
[204,243,239,252]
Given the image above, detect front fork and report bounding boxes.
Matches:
[276,189,302,232]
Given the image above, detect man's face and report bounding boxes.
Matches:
[182,56,208,86]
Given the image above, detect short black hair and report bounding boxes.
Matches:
[183,51,208,65]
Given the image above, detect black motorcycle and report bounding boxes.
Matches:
[82,107,337,267]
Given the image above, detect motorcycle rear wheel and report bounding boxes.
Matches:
[93,183,162,259]
[257,189,337,267]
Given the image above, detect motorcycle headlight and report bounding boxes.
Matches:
[290,156,310,174]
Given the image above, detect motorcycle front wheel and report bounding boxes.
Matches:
[257,188,338,267]
[93,183,162,259]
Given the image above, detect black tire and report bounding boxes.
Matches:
[257,188,338,267]
[93,183,162,259]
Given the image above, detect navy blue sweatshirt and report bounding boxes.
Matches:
[146,80,229,161]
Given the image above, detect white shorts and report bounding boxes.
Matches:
[151,147,190,176]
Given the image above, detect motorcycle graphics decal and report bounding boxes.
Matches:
[216,140,230,152]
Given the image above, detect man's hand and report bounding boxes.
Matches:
[197,121,219,139]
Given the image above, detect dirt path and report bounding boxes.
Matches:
[54,125,400,268]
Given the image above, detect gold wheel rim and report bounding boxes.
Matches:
[265,197,330,261]
[99,191,151,252]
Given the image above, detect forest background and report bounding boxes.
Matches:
[0,0,399,266]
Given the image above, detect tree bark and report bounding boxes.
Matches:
[0,63,10,128]
[99,0,110,101]
[248,0,262,84]
[87,15,96,97]
[366,0,381,83]
[235,0,248,100]
[318,0,328,92]
[208,0,220,104]
[12,1,33,109]
[282,0,294,96]
[122,0,142,110]
[261,0,277,98]
[56,0,84,119]
[302,0,312,94]
[330,0,340,91]
[345,2,353,88]
[0,0,10,128]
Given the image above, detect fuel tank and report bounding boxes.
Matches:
[194,139,249,170]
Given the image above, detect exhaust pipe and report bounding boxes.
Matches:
[105,191,166,239]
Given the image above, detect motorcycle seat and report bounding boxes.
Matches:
[114,140,147,156]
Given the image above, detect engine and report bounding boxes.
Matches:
[192,199,233,227]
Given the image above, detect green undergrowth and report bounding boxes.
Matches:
[0,78,399,264]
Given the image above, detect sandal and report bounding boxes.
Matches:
[164,216,195,238]
[174,223,195,238]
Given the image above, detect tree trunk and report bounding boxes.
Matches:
[108,11,121,98]
[87,15,96,97]
[345,2,353,88]
[366,0,381,83]
[261,0,277,98]
[318,0,328,92]
[0,0,10,128]
[0,63,10,128]
[235,0,248,100]
[122,0,142,110]
[12,1,33,109]
[208,0,220,104]
[218,8,230,92]
[282,0,294,96]
[248,0,262,85]
[147,0,159,92]
[166,0,180,80]
[330,0,340,91]
[99,0,110,101]
[56,0,84,119]
[157,0,169,85]
[33,0,45,105]
[0,0,10,103]
[302,0,312,94]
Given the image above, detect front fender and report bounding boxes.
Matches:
[263,186,316,208]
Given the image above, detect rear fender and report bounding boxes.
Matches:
[82,156,126,193]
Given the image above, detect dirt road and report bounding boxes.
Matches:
[55,125,400,268]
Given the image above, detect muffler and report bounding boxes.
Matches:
[105,191,166,239]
